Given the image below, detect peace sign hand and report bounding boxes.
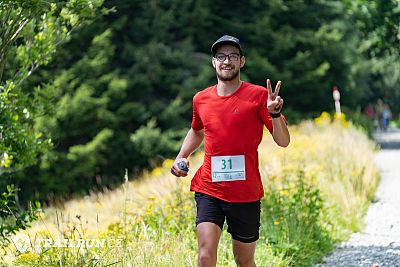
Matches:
[266,79,284,113]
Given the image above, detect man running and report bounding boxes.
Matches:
[171,34,290,267]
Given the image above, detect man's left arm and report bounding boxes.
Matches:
[272,116,290,147]
[266,79,290,147]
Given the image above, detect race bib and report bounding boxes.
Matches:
[211,155,246,182]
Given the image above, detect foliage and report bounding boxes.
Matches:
[344,0,400,57]
[1,121,380,266]
[341,106,374,137]
[343,0,400,115]
[0,185,40,246]
[3,0,393,204]
[279,113,379,239]
[0,0,105,173]
[7,0,211,202]
[262,176,331,266]
[0,0,105,248]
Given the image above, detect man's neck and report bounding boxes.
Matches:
[216,79,243,96]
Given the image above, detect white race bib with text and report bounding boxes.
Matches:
[211,155,246,182]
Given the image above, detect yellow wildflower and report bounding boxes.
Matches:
[281,189,289,196]
[151,167,162,176]
[162,159,174,169]
[314,112,331,125]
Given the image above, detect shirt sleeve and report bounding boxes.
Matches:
[258,88,287,134]
[191,94,204,130]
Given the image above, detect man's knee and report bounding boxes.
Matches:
[198,248,217,266]
[232,240,257,267]
[234,255,256,267]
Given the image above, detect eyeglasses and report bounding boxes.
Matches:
[214,53,241,62]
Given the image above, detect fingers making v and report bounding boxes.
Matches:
[266,79,282,101]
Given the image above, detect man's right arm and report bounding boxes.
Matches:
[171,128,204,177]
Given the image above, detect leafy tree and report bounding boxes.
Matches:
[0,0,106,172]
[344,0,400,57]
[343,0,400,115]
[11,0,212,202]
[0,0,104,243]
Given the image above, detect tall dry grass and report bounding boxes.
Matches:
[262,113,379,239]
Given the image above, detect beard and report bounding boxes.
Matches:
[216,65,240,81]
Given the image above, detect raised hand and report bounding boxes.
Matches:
[266,79,284,113]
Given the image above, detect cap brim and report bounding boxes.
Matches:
[211,41,243,56]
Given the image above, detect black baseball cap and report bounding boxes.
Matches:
[211,35,243,56]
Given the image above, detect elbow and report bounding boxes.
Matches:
[276,137,290,147]
[279,140,290,147]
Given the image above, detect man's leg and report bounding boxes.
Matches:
[224,200,261,267]
[197,222,222,267]
[232,239,257,267]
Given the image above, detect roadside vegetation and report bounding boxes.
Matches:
[1,114,380,266]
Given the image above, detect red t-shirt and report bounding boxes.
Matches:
[190,81,283,202]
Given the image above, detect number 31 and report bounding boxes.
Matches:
[221,159,232,170]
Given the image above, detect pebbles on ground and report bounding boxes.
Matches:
[316,129,400,267]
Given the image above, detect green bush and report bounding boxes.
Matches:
[261,173,333,266]
[342,107,374,137]
[0,185,40,246]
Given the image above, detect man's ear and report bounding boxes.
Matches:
[240,56,245,68]
[212,57,216,68]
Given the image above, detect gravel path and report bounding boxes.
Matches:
[316,128,400,267]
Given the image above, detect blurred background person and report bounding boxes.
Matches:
[382,104,392,131]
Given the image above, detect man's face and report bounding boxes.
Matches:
[212,45,245,82]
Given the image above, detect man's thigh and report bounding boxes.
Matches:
[223,200,261,243]
[195,193,224,262]
[194,192,225,228]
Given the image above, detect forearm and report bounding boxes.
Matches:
[176,128,204,159]
[272,117,290,147]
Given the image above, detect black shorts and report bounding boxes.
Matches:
[194,192,261,243]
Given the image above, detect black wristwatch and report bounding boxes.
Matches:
[269,112,281,118]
